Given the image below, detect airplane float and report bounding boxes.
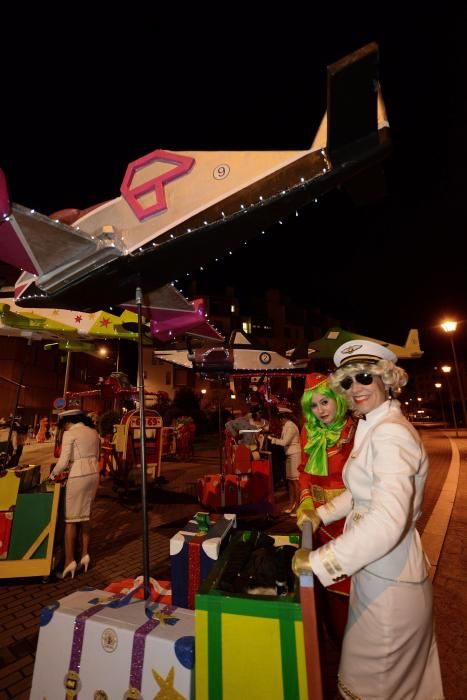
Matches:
[0,43,390,313]
[287,327,423,361]
[0,284,223,352]
[154,330,308,375]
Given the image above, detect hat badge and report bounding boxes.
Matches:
[341,343,363,355]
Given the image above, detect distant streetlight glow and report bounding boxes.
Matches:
[441,320,467,430]
[441,320,457,333]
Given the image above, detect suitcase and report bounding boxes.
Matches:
[170,512,236,608]
[31,588,195,699]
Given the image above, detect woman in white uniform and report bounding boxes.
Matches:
[270,409,301,514]
[50,410,100,579]
[293,340,444,700]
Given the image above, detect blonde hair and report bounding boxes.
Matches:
[329,359,408,411]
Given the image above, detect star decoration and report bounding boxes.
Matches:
[152,667,187,700]
[100,317,111,328]
[74,315,82,324]
[152,611,179,625]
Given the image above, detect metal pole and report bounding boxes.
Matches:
[446,374,459,438]
[438,389,447,426]
[450,335,467,431]
[113,341,121,412]
[217,380,225,507]
[218,384,224,473]
[137,286,150,599]
[63,351,72,399]
[5,337,31,467]
[299,521,324,700]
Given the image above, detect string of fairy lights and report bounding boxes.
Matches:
[9,149,330,302]
[5,149,332,346]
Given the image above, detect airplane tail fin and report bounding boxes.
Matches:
[287,341,310,363]
[405,329,423,357]
[229,330,252,346]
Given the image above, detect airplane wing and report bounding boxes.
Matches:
[293,327,423,361]
[120,292,223,342]
[2,43,390,312]
[0,283,224,349]
[152,349,194,370]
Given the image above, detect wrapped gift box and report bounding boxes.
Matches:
[6,492,54,560]
[0,512,13,559]
[10,463,41,492]
[249,457,274,505]
[0,469,20,510]
[198,459,274,511]
[31,587,195,699]
[197,474,246,508]
[170,512,236,608]
[195,532,307,700]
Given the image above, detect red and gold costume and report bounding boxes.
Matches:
[298,416,355,558]
[298,373,356,641]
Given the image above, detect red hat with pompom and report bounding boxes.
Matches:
[304,372,328,391]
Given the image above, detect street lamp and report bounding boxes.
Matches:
[441,320,467,430]
[441,365,458,437]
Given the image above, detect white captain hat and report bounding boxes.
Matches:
[334,340,397,368]
[58,409,84,417]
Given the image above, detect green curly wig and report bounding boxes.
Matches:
[301,383,348,475]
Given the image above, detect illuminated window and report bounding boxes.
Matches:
[231,304,236,313]
[242,320,251,334]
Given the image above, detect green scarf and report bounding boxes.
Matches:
[301,388,348,476]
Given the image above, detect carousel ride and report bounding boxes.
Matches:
[2,43,390,698]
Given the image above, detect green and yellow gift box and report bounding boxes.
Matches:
[195,532,309,700]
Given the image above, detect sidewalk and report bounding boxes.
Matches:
[431,435,467,699]
[0,430,465,698]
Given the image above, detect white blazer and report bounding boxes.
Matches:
[51,422,100,478]
[310,400,429,587]
[271,419,301,455]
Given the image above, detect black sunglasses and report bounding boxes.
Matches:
[339,373,374,390]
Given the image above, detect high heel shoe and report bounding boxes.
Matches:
[282,503,297,515]
[79,554,91,573]
[57,560,77,579]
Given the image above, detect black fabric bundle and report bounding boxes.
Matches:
[218,531,296,597]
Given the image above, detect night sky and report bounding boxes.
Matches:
[1,6,466,361]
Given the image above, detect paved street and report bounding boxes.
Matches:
[0,430,465,698]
